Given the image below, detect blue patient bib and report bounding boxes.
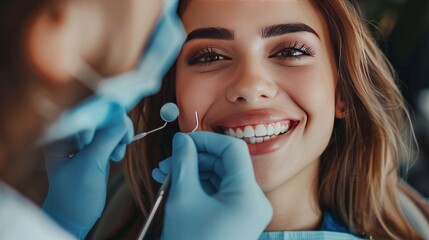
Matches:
[259,212,367,240]
[259,231,366,240]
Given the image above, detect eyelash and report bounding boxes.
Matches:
[187,47,232,66]
[187,42,315,66]
[269,42,315,59]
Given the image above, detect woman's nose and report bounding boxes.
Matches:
[226,62,278,104]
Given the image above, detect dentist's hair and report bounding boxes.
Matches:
[0,0,56,185]
[313,1,419,239]
[122,0,421,239]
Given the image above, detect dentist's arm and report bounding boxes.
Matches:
[154,132,272,240]
[43,106,133,239]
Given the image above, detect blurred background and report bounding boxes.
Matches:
[357,0,429,197]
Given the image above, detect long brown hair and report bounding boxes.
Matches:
[124,66,178,239]
[124,0,421,239]
[315,1,420,239]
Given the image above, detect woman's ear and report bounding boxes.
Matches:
[25,2,76,84]
[335,96,346,119]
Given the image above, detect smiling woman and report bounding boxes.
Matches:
[119,0,423,239]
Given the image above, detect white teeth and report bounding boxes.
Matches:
[236,128,244,138]
[267,124,274,135]
[283,125,289,133]
[255,124,267,137]
[223,121,292,144]
[274,122,282,135]
[243,126,254,138]
[228,128,236,137]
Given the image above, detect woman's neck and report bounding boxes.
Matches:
[264,160,321,231]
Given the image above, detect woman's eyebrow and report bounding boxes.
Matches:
[185,27,234,42]
[262,23,320,39]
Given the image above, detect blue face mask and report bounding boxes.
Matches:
[39,0,185,144]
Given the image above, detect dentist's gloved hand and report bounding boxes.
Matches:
[153,132,272,240]
[153,152,221,195]
[42,106,133,239]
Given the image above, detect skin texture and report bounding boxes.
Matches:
[176,0,342,231]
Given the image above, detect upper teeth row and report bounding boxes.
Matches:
[224,122,290,139]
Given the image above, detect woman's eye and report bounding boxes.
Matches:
[199,53,226,63]
[273,49,305,58]
[269,42,315,61]
[187,48,232,66]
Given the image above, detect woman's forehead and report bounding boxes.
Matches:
[181,1,328,38]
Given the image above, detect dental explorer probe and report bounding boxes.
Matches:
[137,111,199,240]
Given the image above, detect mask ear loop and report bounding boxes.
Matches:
[33,56,99,122]
[32,90,61,121]
[68,56,104,92]
[33,58,101,125]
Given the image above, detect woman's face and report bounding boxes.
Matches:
[176,0,338,192]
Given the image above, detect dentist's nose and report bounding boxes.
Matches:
[226,63,278,104]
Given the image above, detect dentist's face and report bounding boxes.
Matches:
[99,0,163,75]
[176,0,337,192]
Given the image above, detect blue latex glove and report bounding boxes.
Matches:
[153,152,221,195]
[153,132,272,240]
[42,105,133,239]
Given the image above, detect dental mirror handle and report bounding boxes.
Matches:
[137,174,171,240]
[136,111,198,240]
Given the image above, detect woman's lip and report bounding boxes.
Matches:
[211,110,299,130]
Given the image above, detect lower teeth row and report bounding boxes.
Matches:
[244,135,277,144]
